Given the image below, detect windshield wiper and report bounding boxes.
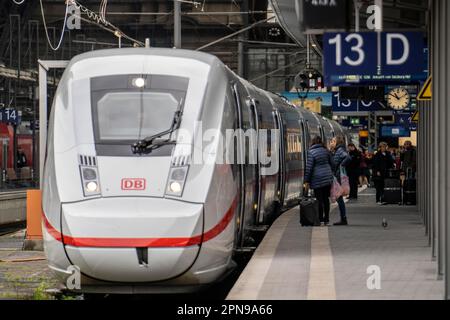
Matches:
[132,110,182,155]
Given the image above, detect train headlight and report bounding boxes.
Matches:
[132,77,146,88]
[86,181,99,192]
[169,181,182,193]
[79,163,101,197]
[165,165,188,197]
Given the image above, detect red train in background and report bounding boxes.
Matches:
[0,123,34,184]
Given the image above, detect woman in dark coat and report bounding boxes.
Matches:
[304,136,334,225]
[347,143,361,200]
[372,142,395,204]
[330,135,351,226]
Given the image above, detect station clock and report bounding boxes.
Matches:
[387,87,410,110]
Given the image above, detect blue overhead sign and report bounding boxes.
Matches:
[0,108,21,125]
[323,32,427,86]
[395,111,417,131]
[381,126,411,138]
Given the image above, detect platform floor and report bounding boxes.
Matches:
[227,188,444,300]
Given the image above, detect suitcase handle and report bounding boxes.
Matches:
[302,186,315,198]
[406,167,414,179]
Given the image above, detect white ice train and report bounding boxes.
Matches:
[42,48,348,294]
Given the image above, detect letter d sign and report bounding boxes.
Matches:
[386,33,410,66]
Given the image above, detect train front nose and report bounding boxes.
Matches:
[60,198,203,282]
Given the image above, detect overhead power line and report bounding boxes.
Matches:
[39,0,69,51]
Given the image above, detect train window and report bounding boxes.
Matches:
[97,92,179,141]
[91,74,188,147]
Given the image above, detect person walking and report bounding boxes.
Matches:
[347,143,361,200]
[330,135,351,226]
[304,136,334,226]
[372,142,395,204]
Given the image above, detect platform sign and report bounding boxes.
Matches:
[0,108,21,125]
[418,76,432,101]
[323,32,427,86]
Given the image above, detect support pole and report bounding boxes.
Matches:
[438,0,446,279]
[38,63,47,190]
[174,0,181,48]
[354,0,361,32]
[237,0,249,78]
[375,0,383,75]
[238,34,244,77]
[432,0,440,271]
[445,0,450,300]
[38,60,69,189]
[306,35,311,67]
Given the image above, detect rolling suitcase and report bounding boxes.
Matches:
[403,169,417,205]
[299,197,320,227]
[383,178,402,204]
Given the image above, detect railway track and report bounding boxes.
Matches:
[0,222,25,237]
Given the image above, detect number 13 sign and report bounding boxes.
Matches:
[323,32,427,86]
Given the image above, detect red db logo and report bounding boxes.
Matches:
[121,178,146,190]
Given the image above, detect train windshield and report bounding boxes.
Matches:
[90,74,188,155]
[96,91,180,141]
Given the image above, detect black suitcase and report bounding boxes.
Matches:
[383,178,402,204]
[403,169,417,205]
[299,198,320,227]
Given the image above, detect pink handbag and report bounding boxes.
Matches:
[330,177,343,203]
[340,166,350,197]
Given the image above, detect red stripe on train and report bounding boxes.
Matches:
[42,196,238,248]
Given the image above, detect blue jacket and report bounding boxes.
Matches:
[332,144,351,182]
[304,144,334,189]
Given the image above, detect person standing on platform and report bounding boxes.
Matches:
[372,142,395,205]
[359,147,369,187]
[347,143,361,200]
[304,136,334,226]
[330,135,351,226]
[401,141,417,177]
[17,149,27,169]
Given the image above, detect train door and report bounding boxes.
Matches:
[249,100,263,224]
[231,83,246,248]
[299,119,309,167]
[272,109,285,208]
[319,125,326,144]
[231,82,260,246]
[281,115,303,206]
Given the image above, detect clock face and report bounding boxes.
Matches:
[387,88,410,110]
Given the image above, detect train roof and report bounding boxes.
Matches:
[66,47,221,68]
